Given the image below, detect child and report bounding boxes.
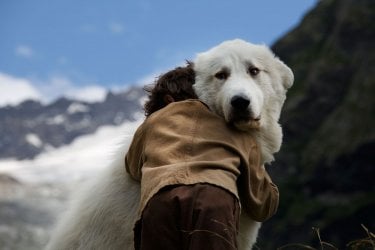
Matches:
[125,64,279,250]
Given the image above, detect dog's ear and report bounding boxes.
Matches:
[275,58,294,90]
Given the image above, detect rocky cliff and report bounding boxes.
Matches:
[258,0,375,248]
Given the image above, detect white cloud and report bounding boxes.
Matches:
[65,85,107,103]
[38,76,107,103]
[0,72,109,106]
[0,72,42,106]
[15,45,34,58]
[109,22,124,34]
[0,67,175,107]
[36,76,73,102]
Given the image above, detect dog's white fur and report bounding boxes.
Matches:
[46,39,293,250]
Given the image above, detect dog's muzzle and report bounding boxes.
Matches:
[230,95,252,121]
[230,95,260,130]
[231,95,250,111]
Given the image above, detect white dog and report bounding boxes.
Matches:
[46,39,293,250]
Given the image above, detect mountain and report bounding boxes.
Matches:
[257,0,375,248]
[0,87,144,159]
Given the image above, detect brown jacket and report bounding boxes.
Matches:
[125,99,279,222]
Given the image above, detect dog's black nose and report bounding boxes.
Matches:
[231,95,250,110]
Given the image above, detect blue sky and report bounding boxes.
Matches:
[0,0,316,105]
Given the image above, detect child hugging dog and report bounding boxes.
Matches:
[125,63,279,250]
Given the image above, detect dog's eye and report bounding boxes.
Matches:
[248,67,260,76]
[215,71,228,80]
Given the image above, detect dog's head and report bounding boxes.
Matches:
[193,39,293,131]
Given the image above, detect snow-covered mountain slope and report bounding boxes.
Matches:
[0,87,145,159]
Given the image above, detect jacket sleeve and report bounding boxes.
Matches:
[124,123,147,181]
[239,155,280,222]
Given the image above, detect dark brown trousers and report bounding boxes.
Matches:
[134,183,240,250]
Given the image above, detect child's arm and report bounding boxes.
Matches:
[239,163,280,222]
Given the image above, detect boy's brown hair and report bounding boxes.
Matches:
[143,62,198,117]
